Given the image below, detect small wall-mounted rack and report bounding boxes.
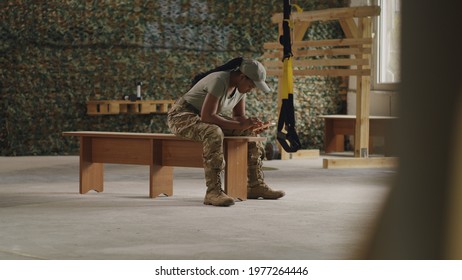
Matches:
[86,100,175,115]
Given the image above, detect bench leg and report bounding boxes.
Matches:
[149,165,173,198]
[224,140,248,201]
[80,137,104,194]
[150,140,173,198]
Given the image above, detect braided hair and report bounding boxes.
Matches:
[191,57,244,87]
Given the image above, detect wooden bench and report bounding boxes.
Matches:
[62,131,266,201]
[320,115,398,155]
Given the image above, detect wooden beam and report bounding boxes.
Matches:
[265,58,369,68]
[281,149,320,159]
[263,47,372,59]
[267,68,370,77]
[296,47,371,57]
[294,21,311,41]
[322,157,398,169]
[271,6,381,23]
[340,18,359,38]
[264,38,372,49]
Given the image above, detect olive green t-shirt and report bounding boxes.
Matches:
[183,71,245,115]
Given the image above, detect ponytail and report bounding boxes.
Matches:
[191,57,243,86]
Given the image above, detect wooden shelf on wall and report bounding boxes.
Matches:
[86,100,175,115]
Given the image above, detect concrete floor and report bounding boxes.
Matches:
[0,155,394,260]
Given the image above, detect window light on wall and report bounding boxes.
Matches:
[373,0,401,90]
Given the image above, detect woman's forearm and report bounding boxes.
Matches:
[201,114,250,130]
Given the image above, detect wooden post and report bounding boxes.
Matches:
[354,17,372,158]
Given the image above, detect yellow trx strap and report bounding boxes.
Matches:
[277,0,301,153]
[281,57,293,100]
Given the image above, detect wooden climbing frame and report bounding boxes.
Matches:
[263,6,381,160]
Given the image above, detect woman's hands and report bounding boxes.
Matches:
[238,117,262,131]
[236,117,272,133]
[252,121,274,134]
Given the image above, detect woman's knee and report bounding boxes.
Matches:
[203,125,224,145]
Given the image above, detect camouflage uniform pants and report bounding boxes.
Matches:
[167,98,266,191]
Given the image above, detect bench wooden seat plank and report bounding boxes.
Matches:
[63,131,266,201]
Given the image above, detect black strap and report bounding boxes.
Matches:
[277,95,301,153]
[277,0,301,153]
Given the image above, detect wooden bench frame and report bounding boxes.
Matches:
[62,131,266,201]
[321,115,398,156]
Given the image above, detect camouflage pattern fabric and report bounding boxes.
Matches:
[0,0,348,156]
[168,100,265,190]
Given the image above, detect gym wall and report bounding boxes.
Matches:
[0,0,348,156]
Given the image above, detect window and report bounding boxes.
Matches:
[372,0,401,90]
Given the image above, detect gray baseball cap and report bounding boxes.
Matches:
[239,58,272,93]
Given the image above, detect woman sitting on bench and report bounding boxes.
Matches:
[167,57,285,206]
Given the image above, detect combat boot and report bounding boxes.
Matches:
[203,169,235,206]
[247,183,285,199]
[204,188,235,206]
[247,165,285,199]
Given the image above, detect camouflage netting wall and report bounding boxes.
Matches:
[0,0,349,156]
